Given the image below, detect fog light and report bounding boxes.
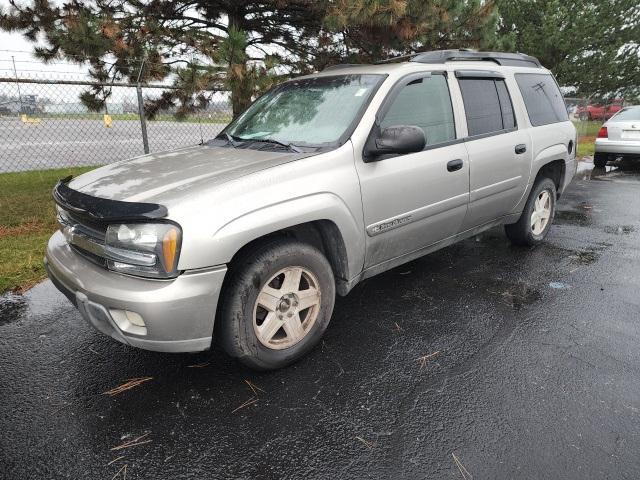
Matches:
[110,309,147,335]
[125,310,145,327]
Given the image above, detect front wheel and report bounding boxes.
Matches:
[505,177,556,246]
[217,239,336,370]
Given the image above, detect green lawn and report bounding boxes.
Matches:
[573,120,602,159]
[0,166,95,292]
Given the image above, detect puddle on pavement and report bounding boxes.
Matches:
[604,225,635,235]
[555,209,591,226]
[0,292,27,326]
[570,250,599,265]
[485,279,541,310]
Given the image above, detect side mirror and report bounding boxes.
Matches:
[365,125,426,161]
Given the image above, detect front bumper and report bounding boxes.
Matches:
[45,231,227,353]
[594,138,640,157]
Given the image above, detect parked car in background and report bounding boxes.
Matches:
[576,100,623,121]
[45,49,576,370]
[594,106,640,167]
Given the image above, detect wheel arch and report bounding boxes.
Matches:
[211,193,365,297]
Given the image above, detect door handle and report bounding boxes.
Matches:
[515,144,527,154]
[447,159,464,172]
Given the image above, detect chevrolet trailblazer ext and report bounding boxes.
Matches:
[46,50,576,370]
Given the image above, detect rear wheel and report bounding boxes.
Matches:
[217,239,335,370]
[579,112,590,121]
[505,177,556,246]
[593,152,608,168]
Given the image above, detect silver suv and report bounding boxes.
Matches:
[45,50,577,370]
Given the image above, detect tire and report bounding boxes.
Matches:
[217,238,335,370]
[579,112,590,122]
[593,152,608,168]
[505,177,557,247]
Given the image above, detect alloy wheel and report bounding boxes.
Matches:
[531,190,552,235]
[253,266,321,350]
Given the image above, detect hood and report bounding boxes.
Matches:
[69,145,313,203]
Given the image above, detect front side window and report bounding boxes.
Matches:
[379,74,456,146]
[515,73,569,126]
[458,77,516,136]
[224,74,385,147]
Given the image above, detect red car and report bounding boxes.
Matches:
[576,101,623,121]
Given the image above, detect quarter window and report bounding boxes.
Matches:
[458,78,516,136]
[515,73,569,126]
[380,74,456,146]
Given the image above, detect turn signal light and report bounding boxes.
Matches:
[162,227,178,272]
[597,126,608,138]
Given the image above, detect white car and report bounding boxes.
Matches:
[594,106,640,167]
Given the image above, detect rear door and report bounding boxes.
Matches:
[456,71,532,230]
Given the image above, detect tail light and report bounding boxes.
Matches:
[597,126,608,138]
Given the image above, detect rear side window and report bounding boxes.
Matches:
[515,73,569,126]
[458,78,516,136]
[380,74,456,146]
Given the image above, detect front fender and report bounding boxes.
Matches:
[202,193,365,280]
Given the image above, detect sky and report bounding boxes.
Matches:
[0,30,89,79]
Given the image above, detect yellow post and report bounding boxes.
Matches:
[103,114,113,128]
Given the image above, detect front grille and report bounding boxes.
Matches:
[70,244,108,268]
[58,207,109,268]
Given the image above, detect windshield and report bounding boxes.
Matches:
[612,107,640,121]
[224,74,385,147]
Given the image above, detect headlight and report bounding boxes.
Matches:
[105,223,182,279]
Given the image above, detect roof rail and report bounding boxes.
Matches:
[322,63,368,72]
[376,49,542,68]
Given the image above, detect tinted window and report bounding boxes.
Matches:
[515,73,569,126]
[495,80,516,129]
[458,78,504,136]
[380,74,455,146]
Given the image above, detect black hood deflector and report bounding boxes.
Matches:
[53,176,168,222]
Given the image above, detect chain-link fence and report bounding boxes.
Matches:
[0,68,632,173]
[566,97,631,161]
[0,76,231,172]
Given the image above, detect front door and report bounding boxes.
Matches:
[355,72,470,268]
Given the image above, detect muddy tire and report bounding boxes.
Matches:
[593,153,608,168]
[505,177,557,247]
[217,239,335,370]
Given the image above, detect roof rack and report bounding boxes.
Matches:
[322,63,368,72]
[377,49,542,68]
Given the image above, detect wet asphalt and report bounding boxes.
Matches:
[1,162,640,479]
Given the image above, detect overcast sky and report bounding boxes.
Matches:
[0,30,88,78]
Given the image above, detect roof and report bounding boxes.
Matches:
[321,49,543,73]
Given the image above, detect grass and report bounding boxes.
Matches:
[0,166,95,293]
[574,120,602,159]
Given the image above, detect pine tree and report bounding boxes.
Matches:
[0,1,500,116]
[320,0,500,68]
[0,1,326,117]
[497,0,640,99]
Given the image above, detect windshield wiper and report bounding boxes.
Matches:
[246,138,303,153]
[216,132,242,147]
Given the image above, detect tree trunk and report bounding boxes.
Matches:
[227,8,251,119]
